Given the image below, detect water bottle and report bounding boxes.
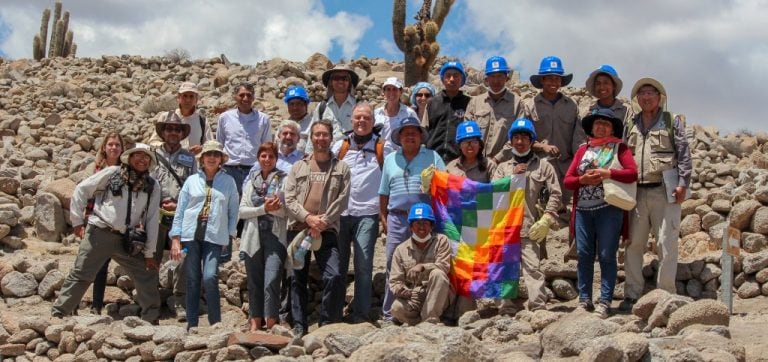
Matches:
[168,247,188,270]
[267,178,279,196]
[292,235,313,267]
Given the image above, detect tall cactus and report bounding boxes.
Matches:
[392,0,455,86]
[32,0,77,60]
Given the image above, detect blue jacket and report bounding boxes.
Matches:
[170,170,240,246]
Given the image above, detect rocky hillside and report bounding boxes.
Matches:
[0,54,766,361]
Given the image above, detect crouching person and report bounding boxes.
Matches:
[52,144,162,323]
[390,203,452,325]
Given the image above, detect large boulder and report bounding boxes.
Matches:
[0,271,38,298]
[632,289,671,320]
[41,179,76,210]
[540,312,621,358]
[751,207,768,234]
[742,251,768,274]
[666,299,730,335]
[33,192,66,242]
[729,200,761,230]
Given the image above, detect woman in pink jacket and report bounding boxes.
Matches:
[564,108,637,319]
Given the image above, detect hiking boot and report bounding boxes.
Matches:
[575,300,594,312]
[175,305,187,322]
[291,325,305,345]
[593,301,610,319]
[618,298,637,312]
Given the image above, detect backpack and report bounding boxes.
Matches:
[198,113,206,144]
[337,128,385,169]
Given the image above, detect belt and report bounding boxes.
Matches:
[637,182,662,188]
[225,164,253,170]
[93,225,124,236]
[389,209,408,215]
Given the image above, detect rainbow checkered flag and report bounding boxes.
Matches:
[428,170,526,299]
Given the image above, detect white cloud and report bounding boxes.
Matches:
[376,38,400,58]
[461,0,768,131]
[0,0,372,64]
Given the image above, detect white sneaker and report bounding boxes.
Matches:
[593,302,610,319]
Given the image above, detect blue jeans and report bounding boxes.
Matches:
[290,230,345,330]
[338,214,378,321]
[382,212,411,320]
[183,239,222,329]
[244,230,286,319]
[575,204,623,304]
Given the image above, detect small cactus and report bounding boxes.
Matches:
[424,21,438,42]
[33,0,77,60]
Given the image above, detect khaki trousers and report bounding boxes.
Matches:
[52,226,161,322]
[392,269,452,325]
[625,186,680,299]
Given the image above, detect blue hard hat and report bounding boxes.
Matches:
[455,120,483,144]
[586,64,623,98]
[439,61,466,86]
[485,56,510,75]
[408,202,436,223]
[508,118,538,142]
[284,86,310,104]
[530,55,573,88]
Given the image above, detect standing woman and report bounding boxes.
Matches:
[170,141,240,329]
[88,132,125,314]
[410,82,436,123]
[584,65,632,123]
[446,120,497,183]
[563,108,637,318]
[239,142,287,332]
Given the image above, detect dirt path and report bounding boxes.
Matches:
[730,296,768,362]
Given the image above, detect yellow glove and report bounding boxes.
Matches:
[420,164,436,193]
[528,214,556,242]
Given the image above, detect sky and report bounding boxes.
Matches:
[1,0,766,133]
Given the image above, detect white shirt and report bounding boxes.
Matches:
[374,103,418,158]
[332,137,381,216]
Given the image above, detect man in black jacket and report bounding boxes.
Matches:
[424,61,471,163]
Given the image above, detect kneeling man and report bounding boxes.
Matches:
[390,203,452,325]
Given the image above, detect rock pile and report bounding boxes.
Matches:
[0,53,765,359]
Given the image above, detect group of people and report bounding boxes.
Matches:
[50,54,691,336]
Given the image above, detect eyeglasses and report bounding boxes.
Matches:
[331,76,350,82]
[415,93,432,98]
[164,127,184,133]
[637,89,659,96]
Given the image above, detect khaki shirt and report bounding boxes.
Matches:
[522,93,586,174]
[284,154,351,233]
[446,158,497,183]
[389,233,452,296]
[492,155,561,238]
[465,90,523,162]
[581,99,634,126]
[151,145,196,202]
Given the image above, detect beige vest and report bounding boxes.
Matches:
[625,115,677,184]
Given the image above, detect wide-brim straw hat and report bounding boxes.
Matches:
[321,64,360,88]
[120,143,157,169]
[155,111,191,140]
[196,140,229,164]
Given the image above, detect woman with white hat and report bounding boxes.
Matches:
[170,141,240,329]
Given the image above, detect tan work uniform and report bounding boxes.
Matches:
[389,233,453,325]
[492,155,562,310]
[465,90,523,163]
[522,93,585,207]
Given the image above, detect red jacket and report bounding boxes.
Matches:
[563,142,638,243]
